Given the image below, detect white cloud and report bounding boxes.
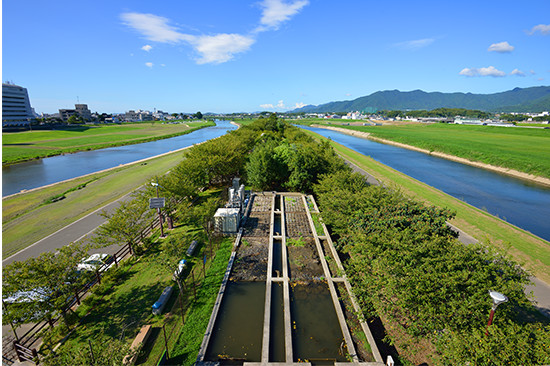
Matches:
[260,103,274,109]
[530,70,536,75]
[529,24,550,35]
[459,66,506,77]
[488,41,514,53]
[510,69,525,76]
[121,13,188,43]
[294,102,306,109]
[394,38,435,50]
[121,12,255,64]
[122,3,308,65]
[257,0,309,31]
[188,34,256,64]
[145,62,154,68]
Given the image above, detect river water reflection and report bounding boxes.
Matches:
[300,125,550,242]
[2,121,237,197]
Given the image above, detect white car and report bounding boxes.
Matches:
[173,259,187,280]
[77,253,115,272]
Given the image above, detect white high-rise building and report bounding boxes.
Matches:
[2,83,36,126]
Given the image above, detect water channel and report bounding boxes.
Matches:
[2,121,237,197]
[300,125,550,242]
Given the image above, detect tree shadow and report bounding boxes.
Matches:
[367,316,401,365]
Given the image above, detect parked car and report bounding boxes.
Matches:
[173,259,187,280]
[77,253,115,272]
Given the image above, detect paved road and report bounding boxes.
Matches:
[2,190,138,266]
[344,158,550,317]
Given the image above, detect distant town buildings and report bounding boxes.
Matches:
[59,104,92,122]
[2,82,36,127]
[124,109,154,122]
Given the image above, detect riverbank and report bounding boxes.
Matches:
[312,124,550,187]
[2,121,214,166]
[2,148,188,258]
[303,128,550,284]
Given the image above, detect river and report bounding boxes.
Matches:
[2,121,237,197]
[300,125,550,242]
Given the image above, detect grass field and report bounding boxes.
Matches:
[302,129,550,284]
[306,121,550,179]
[2,148,188,258]
[2,121,214,165]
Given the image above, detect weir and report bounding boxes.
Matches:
[197,191,384,366]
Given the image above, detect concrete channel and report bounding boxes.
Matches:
[196,191,384,366]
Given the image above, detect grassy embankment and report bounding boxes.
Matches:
[302,129,550,284]
[313,122,550,179]
[2,146,188,259]
[2,121,214,165]
[41,222,233,366]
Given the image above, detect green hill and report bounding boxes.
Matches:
[293,86,550,113]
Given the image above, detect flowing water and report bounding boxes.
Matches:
[300,125,550,241]
[2,121,237,196]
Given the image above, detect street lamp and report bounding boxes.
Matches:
[485,290,507,335]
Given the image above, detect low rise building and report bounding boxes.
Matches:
[59,104,92,122]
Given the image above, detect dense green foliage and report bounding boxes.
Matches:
[314,169,549,364]
[340,123,550,178]
[245,114,346,192]
[293,86,550,113]
[500,113,549,122]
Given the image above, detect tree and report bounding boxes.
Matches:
[93,194,154,251]
[67,115,81,124]
[246,140,288,190]
[194,111,203,120]
[2,242,90,328]
[184,197,221,259]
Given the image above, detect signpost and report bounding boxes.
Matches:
[151,181,165,238]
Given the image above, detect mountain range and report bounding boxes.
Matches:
[292,86,550,113]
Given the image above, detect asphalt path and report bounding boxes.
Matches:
[2,189,137,266]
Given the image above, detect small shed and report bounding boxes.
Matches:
[214,207,240,233]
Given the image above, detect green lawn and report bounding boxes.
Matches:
[302,129,550,284]
[323,123,550,179]
[45,225,227,363]
[2,149,187,258]
[2,121,214,165]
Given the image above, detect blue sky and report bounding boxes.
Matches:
[3,0,549,114]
